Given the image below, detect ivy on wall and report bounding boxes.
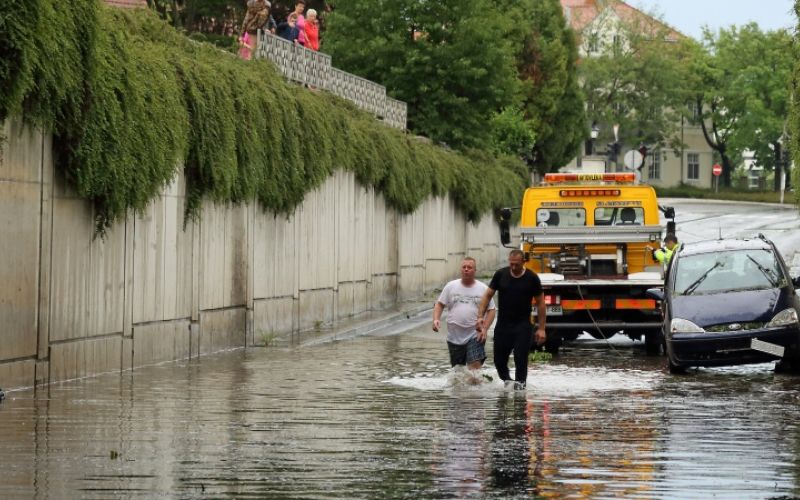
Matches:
[0,0,528,233]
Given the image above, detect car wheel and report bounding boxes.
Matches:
[668,357,686,375]
[775,348,800,373]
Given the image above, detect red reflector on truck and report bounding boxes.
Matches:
[562,300,601,310]
[615,299,657,309]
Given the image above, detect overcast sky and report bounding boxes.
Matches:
[632,0,795,39]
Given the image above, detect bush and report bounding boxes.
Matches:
[654,184,788,204]
[0,1,528,233]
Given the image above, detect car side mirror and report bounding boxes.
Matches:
[646,288,664,301]
[793,276,800,288]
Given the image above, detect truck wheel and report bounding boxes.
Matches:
[544,335,562,355]
[644,329,664,356]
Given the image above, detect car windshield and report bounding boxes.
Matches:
[673,248,785,296]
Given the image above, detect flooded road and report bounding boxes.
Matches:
[4,313,800,498]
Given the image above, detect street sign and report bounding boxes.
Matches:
[712,163,722,176]
[623,150,643,170]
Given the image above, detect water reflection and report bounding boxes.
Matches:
[2,325,800,498]
[488,392,542,495]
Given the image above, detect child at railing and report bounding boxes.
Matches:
[277,13,300,45]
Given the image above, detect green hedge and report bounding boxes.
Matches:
[0,1,527,233]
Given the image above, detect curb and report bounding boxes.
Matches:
[288,301,434,347]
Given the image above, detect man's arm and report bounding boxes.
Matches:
[432,301,445,332]
[477,305,496,343]
[533,292,546,346]
[476,287,496,334]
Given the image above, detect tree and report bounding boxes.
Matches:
[578,2,690,163]
[323,0,522,151]
[791,1,800,202]
[725,26,792,191]
[690,24,793,189]
[488,106,536,159]
[515,0,585,173]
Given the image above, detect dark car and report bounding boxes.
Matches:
[648,235,800,374]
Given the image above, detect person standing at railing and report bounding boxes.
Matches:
[277,13,301,45]
[290,0,307,47]
[239,0,271,60]
[304,9,320,51]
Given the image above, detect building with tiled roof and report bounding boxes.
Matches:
[562,0,682,57]
[558,0,714,188]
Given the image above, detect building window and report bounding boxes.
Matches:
[587,33,599,53]
[686,101,701,121]
[648,150,661,180]
[687,153,700,180]
[612,34,622,55]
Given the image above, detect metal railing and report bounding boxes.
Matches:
[256,32,407,130]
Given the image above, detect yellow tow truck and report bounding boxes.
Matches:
[498,172,676,354]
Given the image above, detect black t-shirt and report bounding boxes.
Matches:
[488,267,543,326]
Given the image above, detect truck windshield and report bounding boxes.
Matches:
[536,208,585,227]
[594,207,643,226]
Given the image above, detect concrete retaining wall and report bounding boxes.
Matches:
[0,119,509,390]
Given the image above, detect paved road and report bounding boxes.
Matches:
[664,198,800,272]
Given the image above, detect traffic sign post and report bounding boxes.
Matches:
[712,163,722,193]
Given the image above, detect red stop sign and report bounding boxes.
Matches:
[712,164,722,176]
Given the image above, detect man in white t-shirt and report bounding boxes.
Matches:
[432,257,497,369]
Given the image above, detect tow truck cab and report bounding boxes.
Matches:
[499,172,676,354]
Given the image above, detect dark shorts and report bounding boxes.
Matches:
[447,337,487,367]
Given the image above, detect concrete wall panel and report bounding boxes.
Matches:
[369,275,397,311]
[86,222,125,336]
[336,281,369,320]
[0,359,36,391]
[132,320,191,367]
[0,182,40,359]
[253,297,295,341]
[200,203,226,310]
[297,181,336,291]
[49,336,122,382]
[223,204,248,307]
[133,197,165,323]
[351,281,368,317]
[49,196,92,340]
[198,308,246,355]
[1,119,43,183]
[253,212,296,300]
[297,289,334,331]
[132,185,193,324]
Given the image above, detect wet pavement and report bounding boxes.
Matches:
[3,312,800,499]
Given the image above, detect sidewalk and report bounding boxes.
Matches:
[275,297,435,348]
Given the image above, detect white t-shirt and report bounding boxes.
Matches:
[437,279,496,345]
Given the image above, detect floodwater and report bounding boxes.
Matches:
[4,315,800,499]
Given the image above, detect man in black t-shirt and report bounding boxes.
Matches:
[477,249,546,389]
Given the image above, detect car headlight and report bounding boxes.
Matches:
[670,318,705,333]
[766,308,800,328]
